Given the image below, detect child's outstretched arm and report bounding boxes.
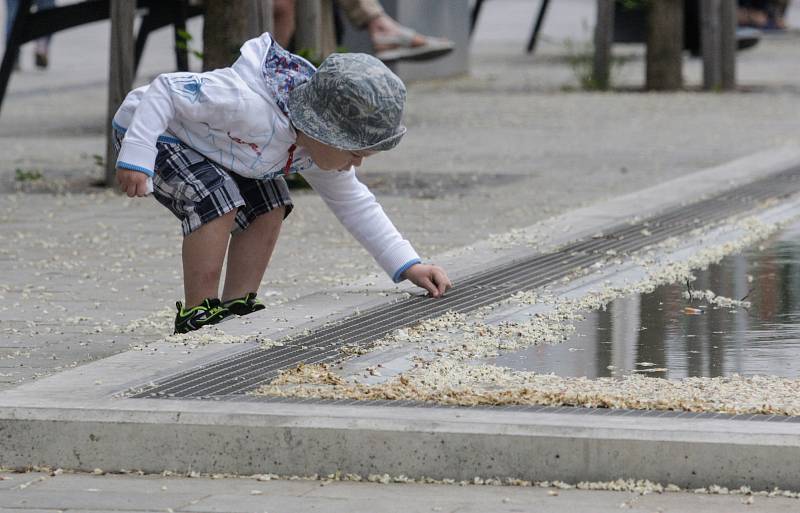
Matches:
[301,166,452,297]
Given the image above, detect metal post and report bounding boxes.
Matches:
[106,0,135,186]
[593,0,615,90]
[701,0,722,90]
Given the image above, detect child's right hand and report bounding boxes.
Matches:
[116,168,152,197]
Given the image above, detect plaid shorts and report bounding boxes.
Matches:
[114,131,293,236]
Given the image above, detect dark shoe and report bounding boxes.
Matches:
[737,27,761,51]
[34,52,48,69]
[174,298,231,334]
[222,292,266,316]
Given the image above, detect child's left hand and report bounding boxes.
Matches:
[403,264,452,298]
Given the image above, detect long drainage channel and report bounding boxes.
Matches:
[131,167,800,401]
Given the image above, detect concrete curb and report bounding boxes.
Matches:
[2,401,800,489]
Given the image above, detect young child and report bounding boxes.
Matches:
[112,33,451,334]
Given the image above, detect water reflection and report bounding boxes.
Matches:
[484,221,800,379]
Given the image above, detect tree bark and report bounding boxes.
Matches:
[203,0,256,71]
[701,0,721,89]
[720,0,736,90]
[250,0,275,37]
[106,0,135,185]
[593,0,615,90]
[646,0,684,91]
[295,0,336,63]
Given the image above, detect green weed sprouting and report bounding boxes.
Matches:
[563,20,630,91]
[14,168,42,182]
[175,29,204,60]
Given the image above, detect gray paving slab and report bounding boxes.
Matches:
[182,494,461,513]
[27,473,320,497]
[2,473,800,513]
[0,510,66,513]
[56,511,157,513]
[0,490,201,511]
[0,473,48,491]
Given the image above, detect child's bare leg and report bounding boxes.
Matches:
[221,207,285,301]
[182,210,237,307]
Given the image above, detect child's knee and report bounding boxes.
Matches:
[248,207,285,231]
[207,208,238,227]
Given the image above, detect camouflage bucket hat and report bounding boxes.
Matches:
[287,53,407,152]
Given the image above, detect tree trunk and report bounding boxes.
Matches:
[646,0,684,91]
[295,0,336,63]
[592,0,615,90]
[106,0,135,185]
[720,0,736,90]
[203,0,256,71]
[701,0,721,89]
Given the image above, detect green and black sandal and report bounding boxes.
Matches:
[223,292,266,316]
[174,298,231,334]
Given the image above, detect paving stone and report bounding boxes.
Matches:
[182,493,460,513]
[30,473,320,497]
[0,490,202,511]
[304,480,525,501]
[0,509,67,513]
[0,473,49,491]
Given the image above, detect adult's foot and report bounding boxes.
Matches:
[368,14,454,62]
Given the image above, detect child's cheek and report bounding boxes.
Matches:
[315,157,335,171]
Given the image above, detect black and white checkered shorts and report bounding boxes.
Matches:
[114,131,293,236]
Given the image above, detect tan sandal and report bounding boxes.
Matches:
[372,25,454,63]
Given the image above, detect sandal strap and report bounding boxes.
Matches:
[372,25,418,47]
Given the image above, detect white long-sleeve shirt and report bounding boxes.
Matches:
[113,33,420,282]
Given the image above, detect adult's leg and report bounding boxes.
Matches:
[182,209,237,307]
[336,0,454,62]
[33,0,54,67]
[336,0,384,28]
[5,0,19,41]
[273,0,296,47]
[221,206,285,302]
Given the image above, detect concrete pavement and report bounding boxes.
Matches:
[3,470,800,513]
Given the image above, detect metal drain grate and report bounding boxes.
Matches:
[131,167,800,399]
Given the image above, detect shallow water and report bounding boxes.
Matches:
[483,220,800,379]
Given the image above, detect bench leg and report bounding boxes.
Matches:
[526,0,550,54]
[0,0,33,115]
[173,0,189,71]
